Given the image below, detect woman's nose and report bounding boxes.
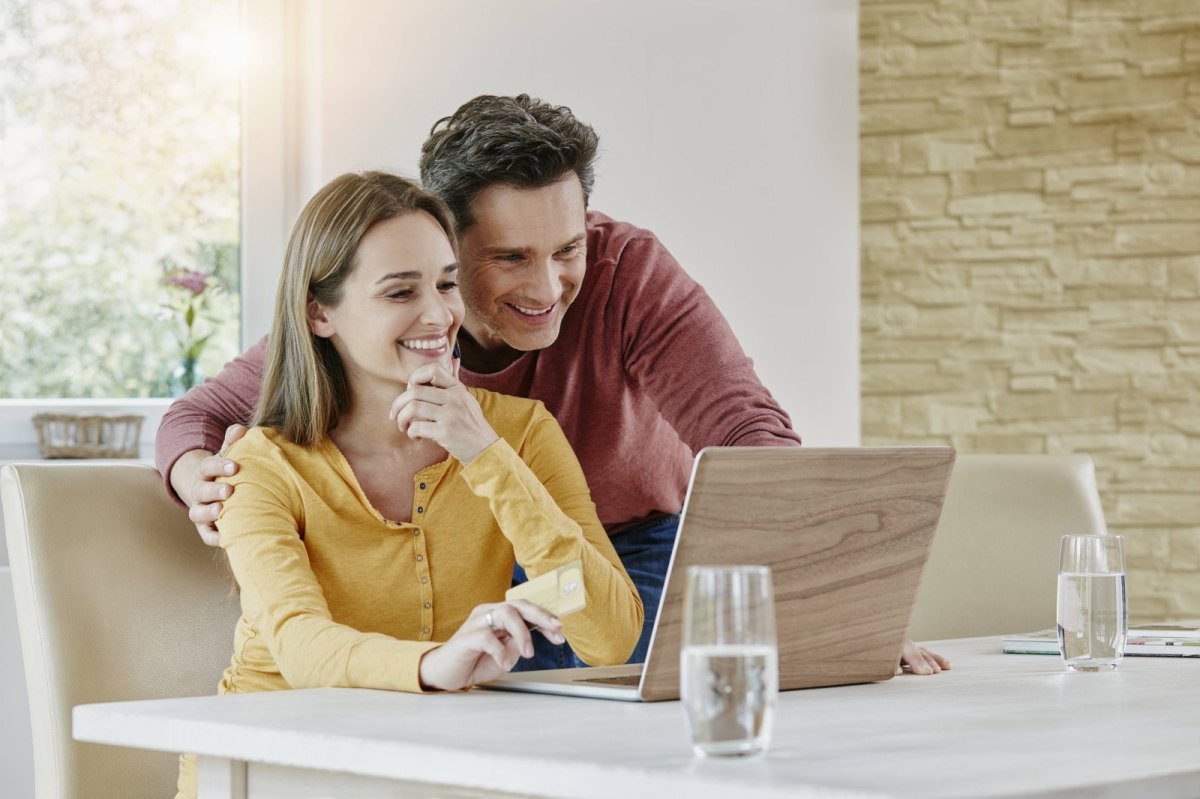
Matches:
[418,292,454,326]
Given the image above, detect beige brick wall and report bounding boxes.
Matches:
[860,0,1200,622]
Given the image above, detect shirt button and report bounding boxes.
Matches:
[421,577,428,584]
[416,554,424,561]
[419,482,426,490]
[422,627,430,634]
[413,529,421,536]
[424,602,432,609]
[416,506,424,514]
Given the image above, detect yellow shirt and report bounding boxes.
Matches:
[216,387,642,695]
[177,389,642,797]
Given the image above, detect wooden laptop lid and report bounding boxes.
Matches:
[638,447,955,702]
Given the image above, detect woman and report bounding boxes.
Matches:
[177,172,642,797]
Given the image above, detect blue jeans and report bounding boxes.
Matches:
[511,513,680,671]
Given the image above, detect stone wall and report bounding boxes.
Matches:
[860,0,1200,621]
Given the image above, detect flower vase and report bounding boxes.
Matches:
[170,357,203,397]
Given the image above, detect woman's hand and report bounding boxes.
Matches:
[897,639,951,675]
[388,364,499,464]
[418,601,566,691]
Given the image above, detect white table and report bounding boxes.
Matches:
[73,637,1200,799]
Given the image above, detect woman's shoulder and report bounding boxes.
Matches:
[225,426,321,468]
[467,387,557,438]
[227,425,285,455]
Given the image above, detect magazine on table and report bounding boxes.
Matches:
[1002,623,1200,657]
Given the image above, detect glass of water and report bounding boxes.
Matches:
[1057,534,1127,672]
[681,565,778,757]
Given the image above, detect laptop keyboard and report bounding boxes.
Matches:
[573,673,643,686]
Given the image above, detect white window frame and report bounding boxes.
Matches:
[0,0,314,460]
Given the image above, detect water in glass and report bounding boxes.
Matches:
[681,643,777,757]
[1057,571,1127,671]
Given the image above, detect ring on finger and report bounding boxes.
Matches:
[485,610,498,632]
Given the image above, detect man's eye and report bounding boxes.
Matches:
[558,244,578,255]
[499,254,523,263]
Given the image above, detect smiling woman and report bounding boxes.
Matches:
[0,0,241,399]
[172,171,642,798]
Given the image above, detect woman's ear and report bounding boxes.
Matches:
[307,297,335,338]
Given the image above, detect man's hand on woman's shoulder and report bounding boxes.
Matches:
[168,424,247,546]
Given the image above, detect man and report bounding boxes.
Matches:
[158,94,947,674]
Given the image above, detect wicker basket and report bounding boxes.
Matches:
[32,413,144,459]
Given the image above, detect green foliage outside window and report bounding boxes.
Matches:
[0,0,240,398]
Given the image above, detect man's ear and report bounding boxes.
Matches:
[307,297,335,338]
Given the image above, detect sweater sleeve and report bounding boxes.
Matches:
[217,437,438,692]
[155,336,268,505]
[608,234,802,451]
[459,411,644,666]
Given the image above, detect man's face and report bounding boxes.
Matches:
[458,174,587,353]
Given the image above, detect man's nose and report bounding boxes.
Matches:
[525,258,563,306]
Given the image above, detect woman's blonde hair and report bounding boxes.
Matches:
[253,171,456,445]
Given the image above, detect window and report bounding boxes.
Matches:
[0,0,241,399]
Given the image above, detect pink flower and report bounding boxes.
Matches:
[164,270,210,296]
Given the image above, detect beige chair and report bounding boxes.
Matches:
[2,463,240,799]
[907,454,1108,642]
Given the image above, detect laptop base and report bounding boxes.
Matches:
[482,664,646,701]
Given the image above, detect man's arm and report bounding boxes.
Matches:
[155,336,267,536]
[610,234,802,451]
[609,234,955,675]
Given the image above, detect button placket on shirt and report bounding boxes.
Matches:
[413,477,433,639]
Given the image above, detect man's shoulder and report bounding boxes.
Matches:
[583,210,690,298]
[583,209,686,284]
[586,210,661,263]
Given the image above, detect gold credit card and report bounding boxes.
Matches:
[505,559,586,618]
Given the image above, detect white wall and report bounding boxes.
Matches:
[246,0,859,445]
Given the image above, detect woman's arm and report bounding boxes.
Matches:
[459,409,644,666]
[388,365,643,666]
[221,436,559,692]
[219,443,441,692]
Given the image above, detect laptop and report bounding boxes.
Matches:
[483,446,956,702]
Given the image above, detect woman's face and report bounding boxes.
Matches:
[309,210,463,391]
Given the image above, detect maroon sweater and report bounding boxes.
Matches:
[155,211,801,531]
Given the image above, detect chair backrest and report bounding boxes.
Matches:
[2,463,239,799]
[907,454,1108,642]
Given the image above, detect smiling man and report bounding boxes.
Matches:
[158,95,943,675]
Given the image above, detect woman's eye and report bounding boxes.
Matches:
[438,281,459,292]
[386,290,413,300]
[558,245,577,255]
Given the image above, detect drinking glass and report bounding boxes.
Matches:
[681,565,778,757]
[1057,534,1127,672]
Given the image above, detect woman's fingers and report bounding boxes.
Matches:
[473,625,516,671]
[394,399,442,429]
[405,419,439,441]
[507,599,566,644]
[486,603,535,658]
[388,386,449,422]
[423,600,569,691]
[407,364,459,390]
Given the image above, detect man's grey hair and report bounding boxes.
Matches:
[419,94,600,231]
